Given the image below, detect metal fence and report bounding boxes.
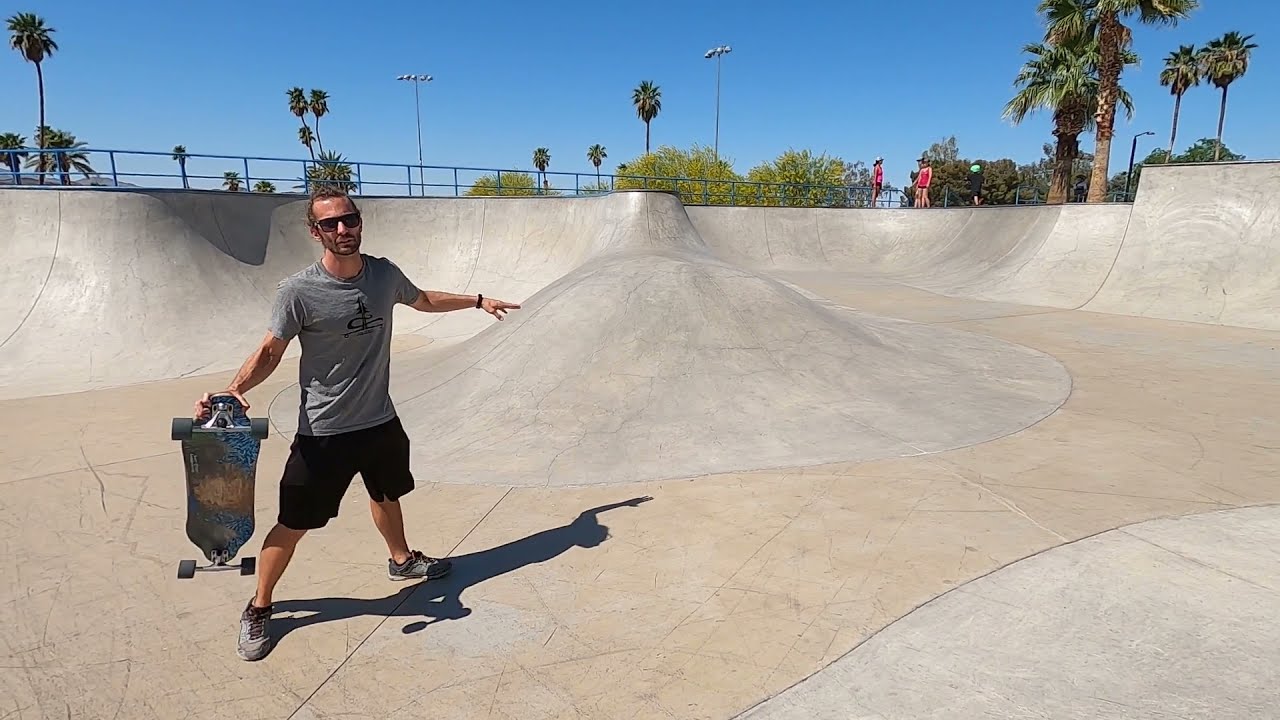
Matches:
[1,145,1136,207]
[0,146,919,208]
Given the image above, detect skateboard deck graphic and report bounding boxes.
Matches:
[171,395,269,580]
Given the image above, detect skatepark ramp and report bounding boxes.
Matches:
[689,160,1280,331]
[0,159,1275,403]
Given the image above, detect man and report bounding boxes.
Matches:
[870,157,884,207]
[193,185,521,661]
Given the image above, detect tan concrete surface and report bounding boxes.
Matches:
[2,161,1278,719]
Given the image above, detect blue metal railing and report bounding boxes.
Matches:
[0,146,915,209]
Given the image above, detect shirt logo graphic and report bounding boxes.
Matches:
[344,298,385,337]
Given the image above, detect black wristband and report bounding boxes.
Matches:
[475,293,483,308]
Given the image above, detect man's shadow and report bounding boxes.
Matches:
[269,496,653,648]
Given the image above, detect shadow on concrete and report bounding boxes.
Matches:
[269,496,653,649]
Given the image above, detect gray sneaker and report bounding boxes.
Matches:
[237,599,272,661]
[388,550,452,581]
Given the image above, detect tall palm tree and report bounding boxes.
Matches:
[1198,32,1258,161]
[587,144,607,183]
[223,171,242,192]
[172,144,190,188]
[631,81,662,154]
[309,89,329,154]
[0,132,28,183]
[286,87,314,160]
[1040,0,1198,202]
[7,12,58,185]
[1005,32,1134,204]
[532,147,551,193]
[1158,44,1201,161]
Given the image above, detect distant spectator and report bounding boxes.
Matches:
[871,157,884,207]
[969,164,984,206]
[915,157,932,208]
[1073,175,1086,203]
[906,172,917,207]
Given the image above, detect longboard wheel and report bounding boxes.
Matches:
[171,417,194,441]
[240,557,256,576]
[250,418,269,440]
[177,559,197,579]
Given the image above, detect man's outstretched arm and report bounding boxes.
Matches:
[409,290,483,313]
[409,289,521,319]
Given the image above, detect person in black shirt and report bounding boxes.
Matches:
[968,164,984,206]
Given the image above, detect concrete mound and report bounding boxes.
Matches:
[266,223,1072,488]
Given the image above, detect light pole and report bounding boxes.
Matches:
[396,73,432,195]
[703,45,731,162]
[1124,130,1154,201]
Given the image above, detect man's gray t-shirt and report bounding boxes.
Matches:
[268,254,420,436]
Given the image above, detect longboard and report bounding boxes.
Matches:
[171,394,269,580]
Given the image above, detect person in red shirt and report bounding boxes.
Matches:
[871,157,884,207]
[915,157,933,208]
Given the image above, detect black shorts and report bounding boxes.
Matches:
[277,416,415,530]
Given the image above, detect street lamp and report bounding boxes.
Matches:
[396,73,433,195]
[703,45,731,162]
[1125,130,1155,201]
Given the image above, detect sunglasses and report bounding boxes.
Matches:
[314,212,362,231]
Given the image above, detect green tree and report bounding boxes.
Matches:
[7,12,58,185]
[613,144,744,205]
[1198,32,1258,161]
[0,132,29,183]
[532,147,550,192]
[1158,44,1202,162]
[172,144,189,189]
[287,87,314,160]
[747,148,852,207]
[631,81,662,154]
[223,171,241,192]
[309,89,329,155]
[587,144,607,183]
[253,180,276,193]
[1005,22,1134,204]
[303,149,356,193]
[465,171,539,196]
[1040,0,1198,202]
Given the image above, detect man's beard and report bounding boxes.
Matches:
[325,236,360,255]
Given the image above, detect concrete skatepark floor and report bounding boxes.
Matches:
[2,161,1278,719]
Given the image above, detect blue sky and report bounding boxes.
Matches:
[1,0,1275,192]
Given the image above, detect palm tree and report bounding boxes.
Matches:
[1005,27,1136,204]
[631,81,662,154]
[298,126,315,159]
[0,132,28,183]
[7,12,58,185]
[1158,44,1201,161]
[223,171,241,192]
[286,87,314,160]
[309,89,329,154]
[587,144,607,183]
[26,127,94,185]
[1040,0,1198,202]
[253,180,276,193]
[532,147,550,193]
[1198,32,1258,161]
[172,144,190,188]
